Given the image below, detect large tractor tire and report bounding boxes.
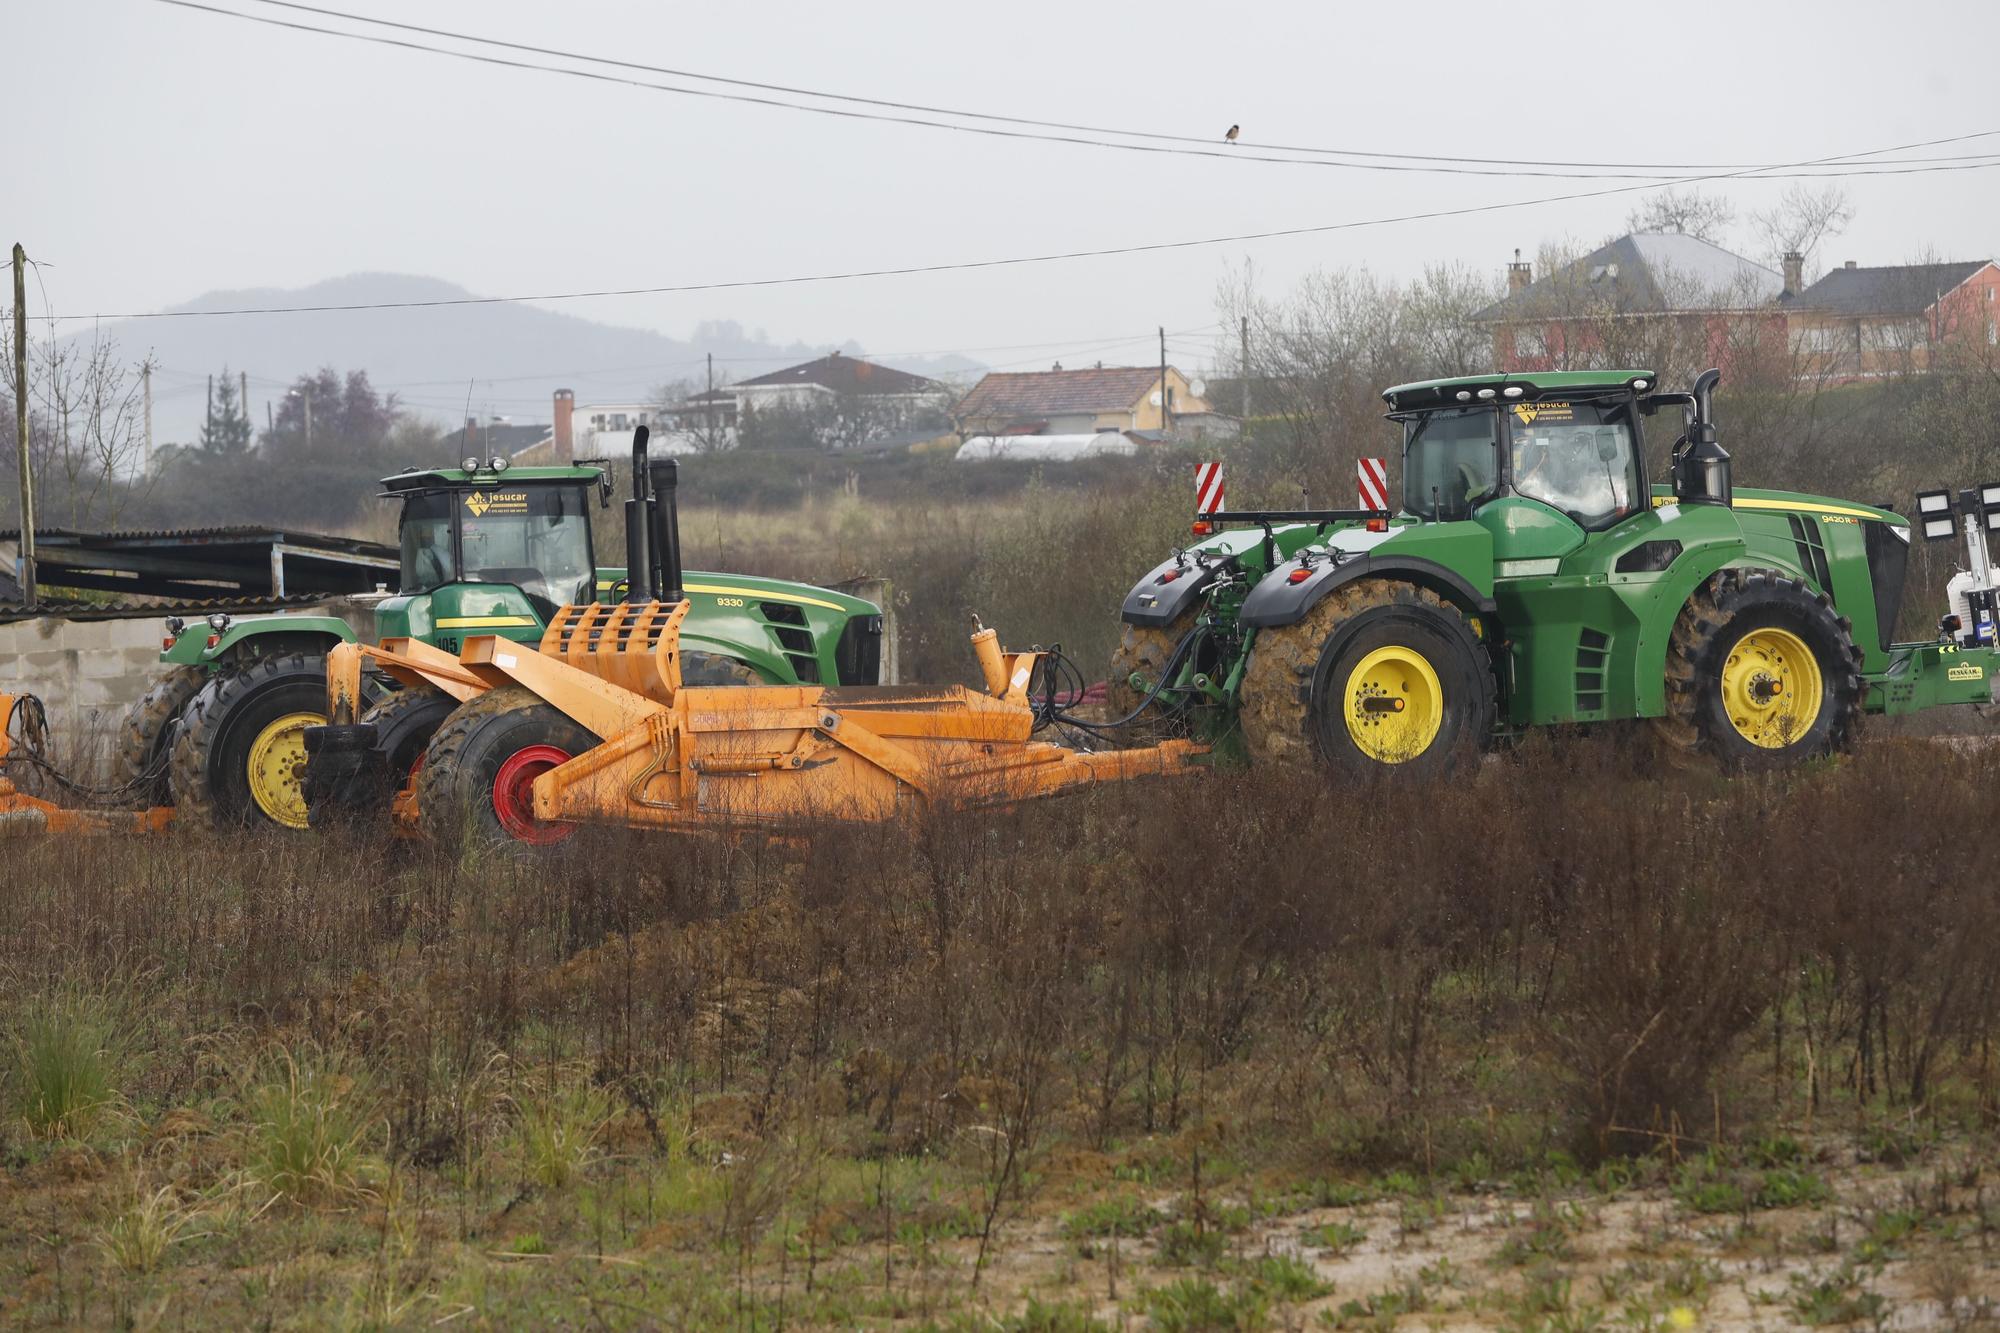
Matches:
[414,686,596,846]
[304,685,462,828]
[1106,617,1205,735]
[1240,581,1496,775]
[1655,568,1862,768]
[109,666,207,806]
[171,652,333,829]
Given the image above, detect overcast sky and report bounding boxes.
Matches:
[16,0,2000,378]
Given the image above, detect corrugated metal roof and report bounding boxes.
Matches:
[0,526,394,557]
[0,591,357,625]
[1783,261,1992,316]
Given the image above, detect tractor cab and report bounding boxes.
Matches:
[1384,371,1656,530]
[376,461,608,647]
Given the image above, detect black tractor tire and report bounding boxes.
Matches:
[109,666,207,807]
[171,652,333,829]
[1240,581,1496,776]
[1105,617,1205,736]
[414,686,597,846]
[1656,568,1863,768]
[304,685,463,828]
[365,685,463,783]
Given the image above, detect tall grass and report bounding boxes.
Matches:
[8,987,127,1140]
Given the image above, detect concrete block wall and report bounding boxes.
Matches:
[0,598,379,751]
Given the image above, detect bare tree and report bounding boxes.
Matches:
[0,321,154,529]
[1751,183,1855,279]
[1625,188,1735,244]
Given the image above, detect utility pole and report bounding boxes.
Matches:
[265,401,273,437]
[1240,314,1251,421]
[240,370,249,436]
[302,386,312,450]
[205,373,214,443]
[705,351,715,451]
[11,243,35,607]
[142,362,153,469]
[1158,326,1170,437]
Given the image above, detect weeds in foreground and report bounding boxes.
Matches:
[246,1046,379,1203]
[509,1075,613,1190]
[95,1183,202,1275]
[1141,1276,1269,1332]
[9,987,126,1140]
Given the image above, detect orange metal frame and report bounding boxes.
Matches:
[367,598,1204,836]
[0,694,174,836]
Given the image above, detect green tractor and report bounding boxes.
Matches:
[1113,367,1998,771]
[120,440,883,827]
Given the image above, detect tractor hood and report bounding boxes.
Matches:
[1668,486,1905,527]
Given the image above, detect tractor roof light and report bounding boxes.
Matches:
[461,456,482,473]
[1502,385,1524,398]
[206,613,231,633]
[1630,377,1651,391]
[489,456,509,472]
[1477,388,1497,400]
[1454,390,1472,402]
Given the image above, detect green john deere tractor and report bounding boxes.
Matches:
[119,444,883,828]
[1113,367,2000,772]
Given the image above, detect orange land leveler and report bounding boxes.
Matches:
[316,434,1205,843]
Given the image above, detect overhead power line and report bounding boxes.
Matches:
[154,0,2000,182]
[44,117,1999,328]
[219,0,2000,175]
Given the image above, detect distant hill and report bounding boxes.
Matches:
[95,273,984,445]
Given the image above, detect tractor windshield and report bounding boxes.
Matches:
[396,484,596,614]
[457,485,595,615]
[1506,399,1641,529]
[1402,407,1499,520]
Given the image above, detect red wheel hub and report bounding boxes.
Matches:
[491,743,575,845]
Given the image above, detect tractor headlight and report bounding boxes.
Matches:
[206,612,231,633]
[461,456,481,473]
[488,456,509,473]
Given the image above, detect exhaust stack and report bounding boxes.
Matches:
[1675,368,1732,507]
[624,426,654,603]
[647,455,685,606]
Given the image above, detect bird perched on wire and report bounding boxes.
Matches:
[1224,124,1240,143]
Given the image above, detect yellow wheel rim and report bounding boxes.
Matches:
[1343,645,1444,764]
[245,710,324,829]
[1720,627,1822,749]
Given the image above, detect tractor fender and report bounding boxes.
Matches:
[1121,551,1241,628]
[1625,549,1815,717]
[160,614,359,667]
[1240,555,1496,629]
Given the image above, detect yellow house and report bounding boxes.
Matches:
[952,365,1212,437]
